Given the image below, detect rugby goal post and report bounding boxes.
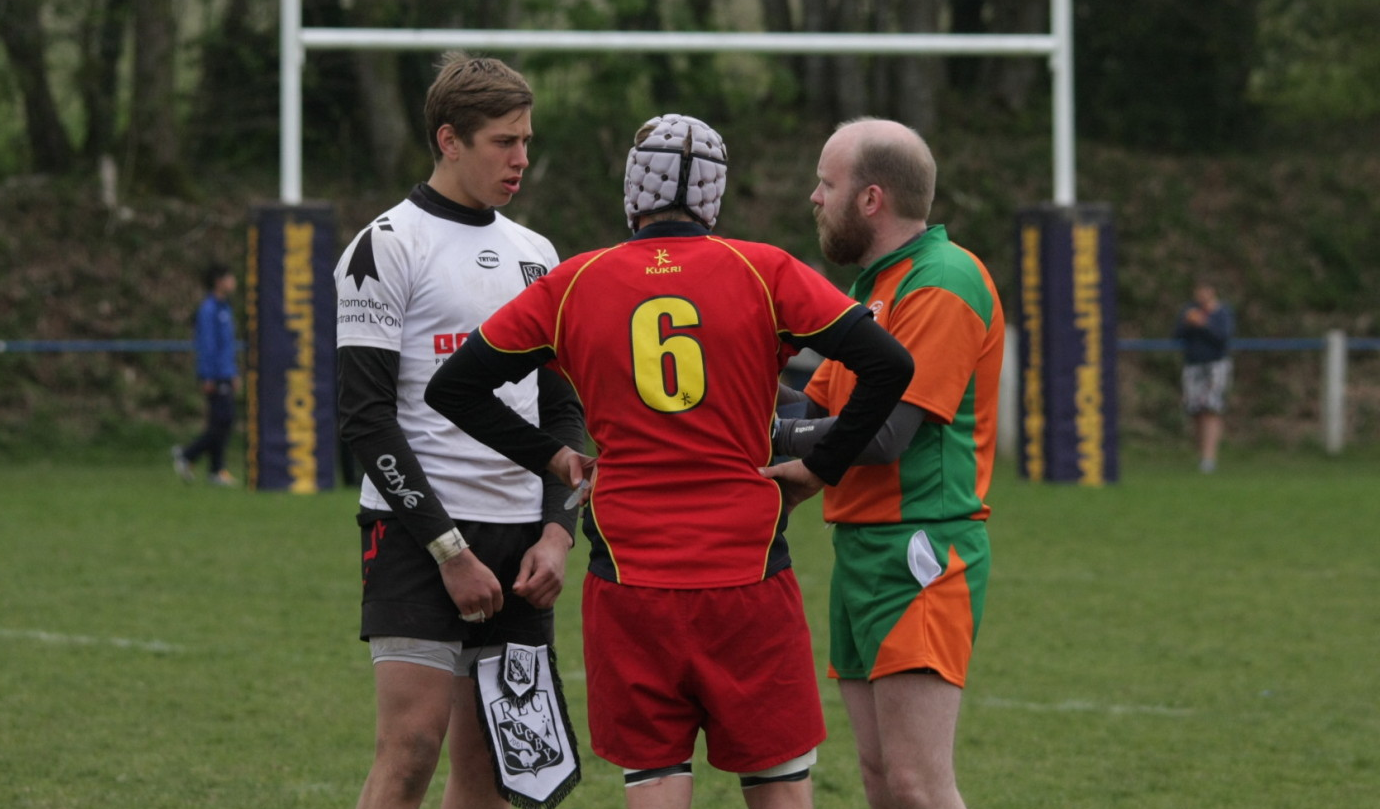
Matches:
[275,0,1112,485]
[277,0,1076,206]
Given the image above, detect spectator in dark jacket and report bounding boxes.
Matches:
[173,262,239,486]
[1174,279,1234,473]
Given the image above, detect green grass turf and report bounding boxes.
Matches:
[1,446,1377,808]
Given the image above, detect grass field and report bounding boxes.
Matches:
[2,445,1377,808]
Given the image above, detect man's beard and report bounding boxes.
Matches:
[815,202,872,266]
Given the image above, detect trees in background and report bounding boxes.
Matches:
[1075,0,1263,151]
[1,0,1375,190]
[1253,0,1380,125]
[0,0,75,172]
[0,0,188,191]
[131,0,187,194]
[75,0,130,165]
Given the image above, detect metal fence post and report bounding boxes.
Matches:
[1322,329,1347,455]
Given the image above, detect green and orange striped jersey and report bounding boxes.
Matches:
[806,225,1005,524]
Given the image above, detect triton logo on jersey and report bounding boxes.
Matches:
[520,262,547,286]
[477,250,501,269]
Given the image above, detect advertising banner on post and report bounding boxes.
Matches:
[246,203,337,492]
[1015,203,1118,485]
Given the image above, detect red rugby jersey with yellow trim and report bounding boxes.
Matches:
[479,228,864,588]
[806,225,1005,524]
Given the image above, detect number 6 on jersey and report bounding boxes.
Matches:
[631,296,705,412]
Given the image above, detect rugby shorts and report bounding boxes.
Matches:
[829,519,990,687]
[582,570,825,774]
[358,513,553,649]
[1182,358,1232,415]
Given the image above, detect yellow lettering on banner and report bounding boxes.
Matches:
[287,368,318,492]
[1072,223,1104,486]
[1020,225,1045,481]
[284,220,318,493]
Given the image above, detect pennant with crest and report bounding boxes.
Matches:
[474,643,580,808]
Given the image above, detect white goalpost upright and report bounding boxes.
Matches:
[278,0,1076,207]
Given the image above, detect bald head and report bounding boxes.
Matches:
[826,117,935,223]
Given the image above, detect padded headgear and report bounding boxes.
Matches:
[624,114,728,230]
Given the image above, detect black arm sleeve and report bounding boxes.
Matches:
[537,367,585,536]
[788,315,914,485]
[775,402,925,465]
[424,337,567,475]
[337,345,456,548]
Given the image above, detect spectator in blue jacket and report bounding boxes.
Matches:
[173,262,239,486]
[1174,279,1234,473]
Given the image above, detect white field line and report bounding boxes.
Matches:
[976,696,1192,717]
[0,627,186,653]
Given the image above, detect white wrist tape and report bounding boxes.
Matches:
[426,527,469,564]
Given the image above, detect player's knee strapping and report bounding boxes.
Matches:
[623,760,692,788]
[738,749,817,789]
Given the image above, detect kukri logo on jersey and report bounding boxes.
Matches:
[375,454,424,508]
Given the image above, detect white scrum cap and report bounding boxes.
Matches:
[624,113,728,230]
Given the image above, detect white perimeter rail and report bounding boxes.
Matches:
[279,0,1075,206]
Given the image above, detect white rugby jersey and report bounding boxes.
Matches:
[334,184,558,522]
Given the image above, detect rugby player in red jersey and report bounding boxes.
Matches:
[426,114,912,809]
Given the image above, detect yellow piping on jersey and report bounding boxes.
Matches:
[474,244,626,358]
[705,236,781,334]
[585,498,624,583]
[791,302,866,338]
[473,322,548,359]
[705,235,864,339]
[758,490,786,583]
[707,234,836,581]
[553,244,627,356]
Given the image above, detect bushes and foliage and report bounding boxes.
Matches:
[2,0,1377,451]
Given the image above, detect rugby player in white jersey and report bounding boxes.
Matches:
[333,54,583,809]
